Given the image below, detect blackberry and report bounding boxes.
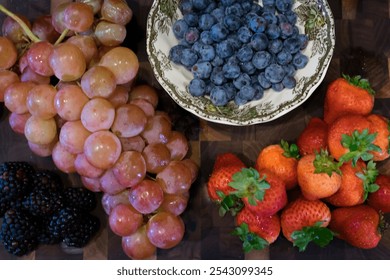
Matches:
[48,207,82,238]
[0,162,35,217]
[36,218,62,245]
[63,213,100,247]
[22,186,64,217]
[62,187,97,212]
[31,170,63,192]
[0,209,38,256]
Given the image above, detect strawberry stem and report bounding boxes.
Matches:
[342,74,375,95]
[217,191,244,217]
[313,149,341,176]
[280,139,300,159]
[339,129,382,166]
[228,167,270,206]
[290,221,335,252]
[232,223,269,253]
[0,4,40,43]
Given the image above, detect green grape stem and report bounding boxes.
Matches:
[0,4,40,43]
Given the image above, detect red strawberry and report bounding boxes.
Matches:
[366,114,390,161]
[233,206,280,252]
[329,204,383,249]
[367,174,390,213]
[230,168,288,216]
[280,197,334,251]
[212,152,246,172]
[297,117,328,156]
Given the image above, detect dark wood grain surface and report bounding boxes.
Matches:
[1,0,390,260]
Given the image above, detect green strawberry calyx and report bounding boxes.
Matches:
[228,167,270,206]
[232,223,269,253]
[313,149,342,176]
[280,139,300,159]
[339,128,382,166]
[342,74,375,95]
[290,221,335,252]
[355,160,379,201]
[217,191,244,217]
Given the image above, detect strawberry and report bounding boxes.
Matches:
[207,153,246,213]
[280,197,334,251]
[366,114,390,161]
[327,114,381,164]
[323,74,375,125]
[329,204,383,249]
[367,174,390,213]
[325,160,379,207]
[230,168,288,216]
[233,206,280,252]
[255,140,299,190]
[297,150,342,200]
[297,117,328,156]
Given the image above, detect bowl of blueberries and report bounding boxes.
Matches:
[147,0,335,125]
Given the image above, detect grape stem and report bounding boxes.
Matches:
[0,4,40,43]
[54,28,70,46]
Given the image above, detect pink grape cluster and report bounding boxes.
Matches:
[0,0,199,259]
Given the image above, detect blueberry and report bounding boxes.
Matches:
[226,34,242,49]
[205,81,215,94]
[280,22,294,39]
[251,3,263,14]
[263,12,278,25]
[227,55,239,64]
[223,82,237,100]
[268,39,283,54]
[252,51,272,70]
[220,0,235,7]
[188,78,206,97]
[191,61,213,79]
[276,49,292,65]
[263,0,276,5]
[169,45,186,64]
[284,63,296,76]
[258,72,272,89]
[225,3,244,17]
[253,83,265,100]
[240,61,256,75]
[211,55,224,67]
[183,12,199,27]
[266,24,281,40]
[233,73,251,90]
[216,40,234,59]
[265,63,286,83]
[184,27,200,44]
[237,26,253,43]
[192,0,210,11]
[245,12,259,25]
[191,41,204,53]
[224,14,242,31]
[210,86,229,106]
[292,53,309,69]
[275,0,293,13]
[241,1,253,13]
[204,2,217,13]
[272,82,285,92]
[282,75,296,89]
[199,13,216,30]
[248,15,267,33]
[211,7,225,23]
[284,36,301,53]
[198,44,216,61]
[234,94,248,106]
[210,67,226,86]
[200,31,214,44]
[179,0,193,14]
[222,62,241,79]
[250,33,269,51]
[285,10,297,25]
[237,45,254,62]
[298,34,309,50]
[172,19,189,40]
[180,48,198,67]
[210,23,229,42]
[263,4,276,14]
[277,14,288,24]
[238,85,256,100]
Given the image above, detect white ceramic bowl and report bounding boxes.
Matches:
[146,0,335,126]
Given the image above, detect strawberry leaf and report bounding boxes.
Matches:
[313,149,342,176]
[229,167,270,206]
[232,223,269,253]
[339,129,382,166]
[342,74,375,95]
[217,192,244,217]
[355,160,379,201]
[290,221,334,252]
[280,139,300,159]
